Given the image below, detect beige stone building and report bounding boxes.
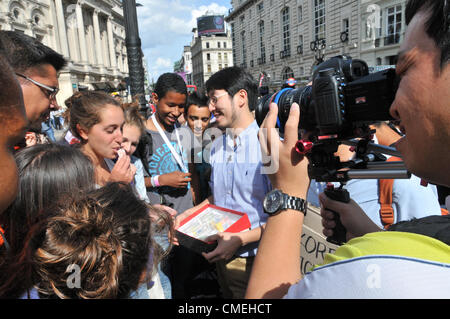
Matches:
[190,25,234,89]
[226,0,407,91]
[0,0,129,106]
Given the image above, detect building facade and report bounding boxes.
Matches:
[226,0,407,91]
[181,45,193,85]
[0,0,130,106]
[190,26,234,89]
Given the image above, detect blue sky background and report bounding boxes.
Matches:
[136,0,232,82]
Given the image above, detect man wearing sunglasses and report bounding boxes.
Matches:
[0,31,66,133]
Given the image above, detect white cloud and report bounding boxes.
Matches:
[135,0,230,83]
[155,57,172,68]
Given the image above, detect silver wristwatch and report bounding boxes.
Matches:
[263,189,307,216]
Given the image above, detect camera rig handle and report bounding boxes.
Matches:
[324,184,351,245]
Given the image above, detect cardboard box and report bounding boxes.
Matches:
[175,204,251,255]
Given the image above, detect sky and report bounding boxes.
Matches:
[135,0,232,83]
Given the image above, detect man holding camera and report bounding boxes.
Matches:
[246,0,450,298]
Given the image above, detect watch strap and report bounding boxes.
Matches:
[282,193,307,215]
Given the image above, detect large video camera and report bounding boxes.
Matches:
[256,55,410,183]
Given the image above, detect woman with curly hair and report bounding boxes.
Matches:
[1,183,167,299]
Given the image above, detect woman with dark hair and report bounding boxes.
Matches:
[0,143,95,258]
[1,183,164,299]
[0,143,95,297]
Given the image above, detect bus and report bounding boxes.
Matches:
[187,85,197,95]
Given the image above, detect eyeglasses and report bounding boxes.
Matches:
[15,73,59,100]
[207,92,229,106]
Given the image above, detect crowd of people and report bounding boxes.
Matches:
[0,0,448,299]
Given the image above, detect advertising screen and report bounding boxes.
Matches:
[197,15,225,36]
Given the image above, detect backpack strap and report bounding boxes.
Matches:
[0,226,10,251]
[378,156,403,229]
[0,226,4,247]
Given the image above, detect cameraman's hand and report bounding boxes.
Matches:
[258,102,310,199]
[319,192,381,241]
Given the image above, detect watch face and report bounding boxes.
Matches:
[264,190,283,214]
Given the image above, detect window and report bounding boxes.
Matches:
[281,7,291,55]
[224,42,227,48]
[206,42,210,49]
[13,8,20,19]
[343,18,349,33]
[385,5,402,45]
[259,21,266,62]
[224,53,228,61]
[298,5,303,23]
[207,64,212,73]
[218,52,222,61]
[342,18,350,41]
[218,41,221,48]
[257,2,264,13]
[386,55,398,65]
[282,67,294,80]
[231,24,236,62]
[207,53,210,61]
[314,0,326,41]
[298,34,304,53]
[299,66,304,75]
[241,31,246,65]
[271,20,274,34]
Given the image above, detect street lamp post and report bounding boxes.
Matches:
[123,0,148,115]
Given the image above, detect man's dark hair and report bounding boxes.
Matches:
[388,215,450,246]
[0,31,66,73]
[154,73,187,99]
[205,66,258,111]
[185,91,209,114]
[406,0,450,69]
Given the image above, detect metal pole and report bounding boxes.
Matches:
[123,0,148,115]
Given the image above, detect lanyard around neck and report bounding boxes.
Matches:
[151,115,187,173]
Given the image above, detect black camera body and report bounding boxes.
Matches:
[256,55,398,139]
[256,56,407,183]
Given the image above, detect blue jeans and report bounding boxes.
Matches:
[129,283,150,299]
[41,121,55,142]
[153,232,172,299]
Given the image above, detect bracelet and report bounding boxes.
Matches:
[150,176,156,187]
[153,175,160,187]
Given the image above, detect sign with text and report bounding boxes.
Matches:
[300,204,338,275]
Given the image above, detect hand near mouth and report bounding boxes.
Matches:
[109,152,136,184]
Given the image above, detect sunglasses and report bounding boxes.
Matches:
[15,73,59,100]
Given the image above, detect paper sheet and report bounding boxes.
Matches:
[177,207,242,240]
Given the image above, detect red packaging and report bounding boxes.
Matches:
[175,204,251,254]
